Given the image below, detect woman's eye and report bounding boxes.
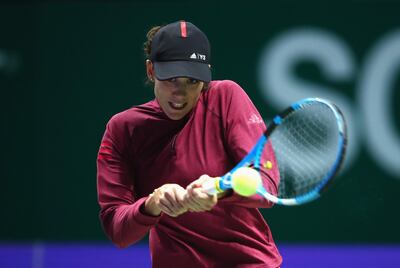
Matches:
[188,79,199,84]
[168,78,177,82]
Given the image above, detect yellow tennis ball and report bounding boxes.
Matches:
[231,167,262,197]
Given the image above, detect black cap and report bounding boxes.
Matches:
[150,21,211,82]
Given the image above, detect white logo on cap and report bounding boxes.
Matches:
[190,53,206,61]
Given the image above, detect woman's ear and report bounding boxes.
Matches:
[146,60,155,82]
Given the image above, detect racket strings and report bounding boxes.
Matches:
[269,103,340,199]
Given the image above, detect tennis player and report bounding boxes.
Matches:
[97,20,282,267]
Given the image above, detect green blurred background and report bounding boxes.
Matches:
[1,0,399,244]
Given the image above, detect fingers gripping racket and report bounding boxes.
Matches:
[202,98,347,206]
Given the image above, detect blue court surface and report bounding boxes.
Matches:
[1,243,399,267]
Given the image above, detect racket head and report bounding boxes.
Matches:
[257,97,347,205]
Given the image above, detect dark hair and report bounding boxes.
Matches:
[143,25,162,60]
[143,26,161,85]
[143,24,209,90]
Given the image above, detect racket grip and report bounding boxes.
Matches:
[202,177,221,195]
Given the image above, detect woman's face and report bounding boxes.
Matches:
[154,77,204,120]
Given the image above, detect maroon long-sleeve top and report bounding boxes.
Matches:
[97,80,282,267]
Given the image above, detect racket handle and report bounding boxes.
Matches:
[202,177,221,195]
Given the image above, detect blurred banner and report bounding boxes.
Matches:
[1,1,399,243]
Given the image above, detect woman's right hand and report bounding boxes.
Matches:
[144,184,188,217]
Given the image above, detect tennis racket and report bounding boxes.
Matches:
[202,97,347,205]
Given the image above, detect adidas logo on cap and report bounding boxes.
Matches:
[190,53,206,61]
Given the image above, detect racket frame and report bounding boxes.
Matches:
[213,98,347,206]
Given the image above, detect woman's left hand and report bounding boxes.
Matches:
[184,175,218,212]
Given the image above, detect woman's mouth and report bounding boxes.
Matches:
[168,102,187,110]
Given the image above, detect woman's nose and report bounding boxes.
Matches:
[171,80,187,95]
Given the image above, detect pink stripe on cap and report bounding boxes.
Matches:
[180,21,187,38]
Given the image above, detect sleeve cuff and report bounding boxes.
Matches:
[132,197,162,226]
